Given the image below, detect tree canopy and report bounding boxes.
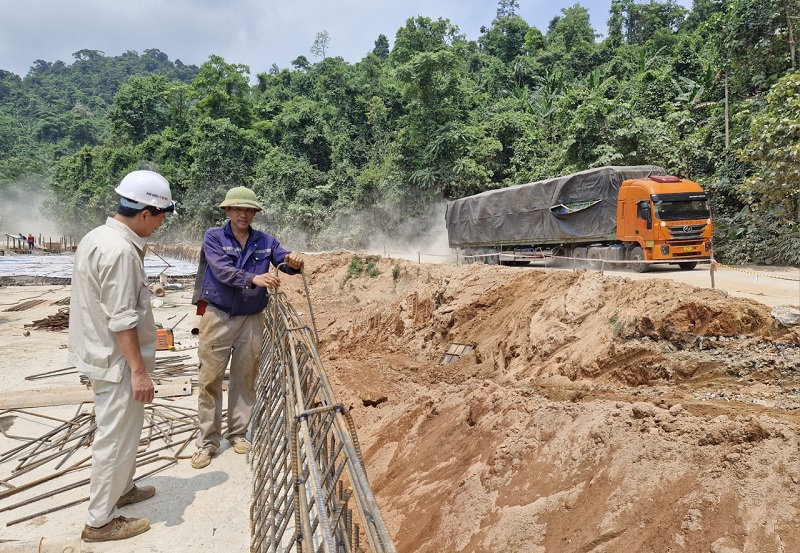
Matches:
[1,1,798,264]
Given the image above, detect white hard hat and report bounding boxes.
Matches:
[115,170,176,212]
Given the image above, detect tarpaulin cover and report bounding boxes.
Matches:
[445,165,664,247]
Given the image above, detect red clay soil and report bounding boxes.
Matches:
[279,252,800,553]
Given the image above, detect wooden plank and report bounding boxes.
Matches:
[0,378,192,409]
[0,388,93,409]
[154,378,192,397]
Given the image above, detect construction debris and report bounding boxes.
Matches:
[0,404,199,526]
[25,307,69,331]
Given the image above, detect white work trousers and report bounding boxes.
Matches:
[195,305,264,450]
[87,367,144,527]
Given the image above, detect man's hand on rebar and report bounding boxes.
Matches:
[252,273,280,288]
[285,252,303,270]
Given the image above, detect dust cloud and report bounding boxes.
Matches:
[0,178,64,241]
[286,201,454,261]
[364,202,453,262]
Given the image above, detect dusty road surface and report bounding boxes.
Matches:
[0,280,251,553]
[0,251,798,552]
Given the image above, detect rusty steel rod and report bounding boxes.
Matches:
[249,287,395,552]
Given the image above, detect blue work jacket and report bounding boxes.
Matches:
[196,221,298,316]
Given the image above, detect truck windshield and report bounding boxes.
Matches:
[653,200,710,221]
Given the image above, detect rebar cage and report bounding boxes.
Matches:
[250,288,395,553]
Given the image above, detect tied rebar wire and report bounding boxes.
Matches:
[250,284,395,553]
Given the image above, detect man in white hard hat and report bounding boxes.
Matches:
[190,186,302,469]
[68,169,176,543]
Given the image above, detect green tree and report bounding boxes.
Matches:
[373,34,390,59]
[479,15,530,63]
[620,0,687,46]
[108,75,173,143]
[254,146,328,234]
[606,0,625,48]
[271,96,334,171]
[183,118,267,231]
[524,27,546,56]
[390,17,465,65]
[737,70,800,222]
[547,4,597,52]
[713,0,799,94]
[190,55,253,128]
[291,56,311,71]
[543,4,599,75]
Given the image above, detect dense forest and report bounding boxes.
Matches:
[0,0,798,264]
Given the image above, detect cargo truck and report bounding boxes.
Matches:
[444,165,713,272]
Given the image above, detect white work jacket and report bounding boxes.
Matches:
[67,217,157,382]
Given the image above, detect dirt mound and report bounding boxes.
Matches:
[283,252,800,552]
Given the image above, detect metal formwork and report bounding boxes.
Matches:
[250,287,395,553]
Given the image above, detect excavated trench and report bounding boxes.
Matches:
[280,253,800,552]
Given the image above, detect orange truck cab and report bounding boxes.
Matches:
[617,175,713,271]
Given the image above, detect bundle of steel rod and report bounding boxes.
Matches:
[249,285,395,553]
[25,307,70,331]
[0,403,201,526]
[52,297,71,306]
[151,354,199,379]
[26,356,198,386]
[75,355,199,387]
[3,299,48,312]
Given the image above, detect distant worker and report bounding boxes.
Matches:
[68,170,176,543]
[27,234,34,249]
[190,186,303,469]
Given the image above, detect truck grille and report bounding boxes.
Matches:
[668,225,705,240]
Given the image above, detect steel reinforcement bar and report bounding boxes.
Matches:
[250,287,395,553]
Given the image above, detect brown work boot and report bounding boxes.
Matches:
[81,515,150,542]
[116,484,156,508]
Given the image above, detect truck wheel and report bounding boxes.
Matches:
[678,261,697,270]
[628,246,648,273]
[572,247,587,269]
[587,247,603,270]
[462,249,484,265]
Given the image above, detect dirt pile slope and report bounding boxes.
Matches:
[282,252,800,553]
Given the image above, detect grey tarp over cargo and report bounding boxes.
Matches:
[445,165,665,248]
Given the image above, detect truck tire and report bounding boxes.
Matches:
[462,249,482,265]
[628,246,648,273]
[572,247,587,269]
[678,261,697,270]
[587,247,603,270]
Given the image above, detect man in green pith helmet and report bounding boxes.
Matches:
[190,186,303,469]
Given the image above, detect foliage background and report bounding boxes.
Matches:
[1,0,798,264]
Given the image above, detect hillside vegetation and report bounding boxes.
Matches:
[0,0,798,264]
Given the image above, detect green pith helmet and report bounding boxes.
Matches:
[219,186,264,212]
